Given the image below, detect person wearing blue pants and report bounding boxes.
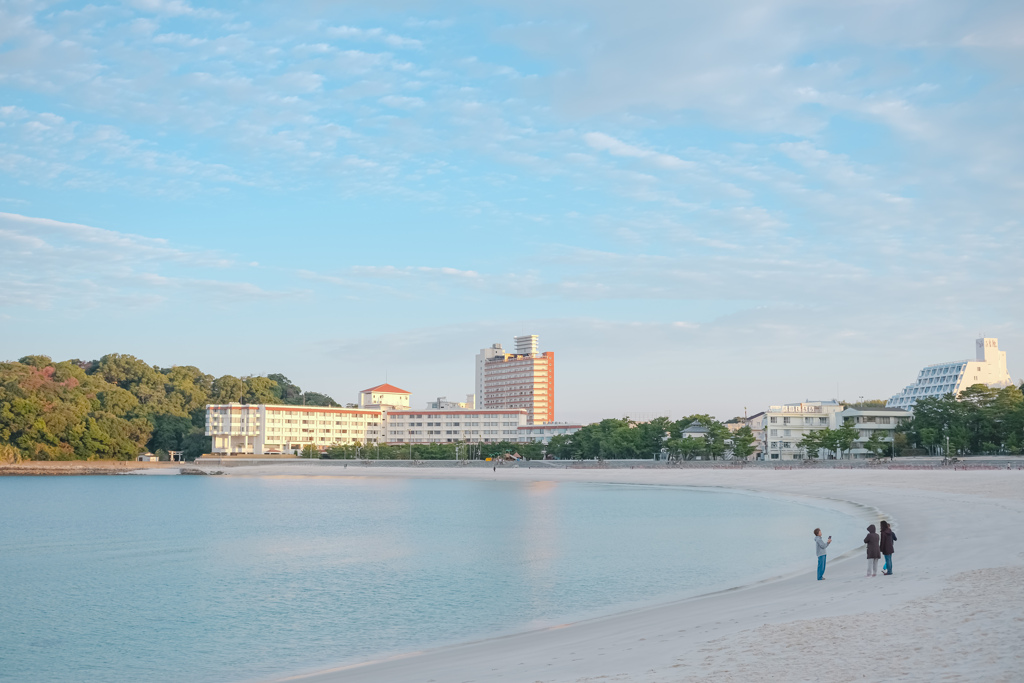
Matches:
[814,528,832,580]
[880,520,897,575]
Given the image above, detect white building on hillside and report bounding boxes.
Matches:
[887,337,1014,410]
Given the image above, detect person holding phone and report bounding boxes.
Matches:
[814,528,832,580]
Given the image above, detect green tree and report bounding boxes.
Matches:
[242,376,280,405]
[210,375,245,404]
[181,430,211,461]
[300,391,340,407]
[0,443,22,464]
[546,434,576,460]
[844,399,887,410]
[93,354,167,409]
[163,365,213,418]
[862,430,887,458]
[816,427,840,458]
[267,374,303,403]
[148,413,194,452]
[797,430,823,458]
[731,425,756,459]
[677,436,704,460]
[835,423,858,459]
[18,355,53,368]
[892,431,909,456]
[705,422,731,460]
[0,359,151,460]
[97,387,139,417]
[919,427,941,455]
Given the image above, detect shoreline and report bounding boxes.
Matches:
[3,455,1022,476]
[229,464,1024,683]
[0,461,180,476]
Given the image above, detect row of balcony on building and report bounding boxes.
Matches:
[205,403,582,456]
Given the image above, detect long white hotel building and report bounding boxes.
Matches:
[205,403,386,455]
[205,382,579,455]
[887,337,1014,409]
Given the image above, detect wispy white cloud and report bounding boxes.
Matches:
[326,25,422,49]
[0,1,1022,415]
[126,0,224,19]
[0,212,300,310]
[584,132,694,170]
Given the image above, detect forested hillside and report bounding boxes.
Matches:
[0,354,338,461]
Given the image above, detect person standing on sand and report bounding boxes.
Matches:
[880,520,897,575]
[814,528,831,580]
[864,524,881,577]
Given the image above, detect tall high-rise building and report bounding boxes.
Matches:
[887,337,1014,410]
[475,343,506,408]
[476,334,554,424]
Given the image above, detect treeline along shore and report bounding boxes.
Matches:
[0,354,339,463]
[3,353,1023,464]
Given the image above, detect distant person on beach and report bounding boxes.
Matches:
[864,524,881,577]
[880,520,897,575]
[814,528,831,580]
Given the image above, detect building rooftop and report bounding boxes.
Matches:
[361,383,411,394]
[841,406,912,413]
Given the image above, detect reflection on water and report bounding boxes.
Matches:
[0,476,862,683]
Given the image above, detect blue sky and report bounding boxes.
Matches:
[1,0,1022,422]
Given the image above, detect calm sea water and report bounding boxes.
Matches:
[0,475,863,682]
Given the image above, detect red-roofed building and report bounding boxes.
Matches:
[360,383,411,410]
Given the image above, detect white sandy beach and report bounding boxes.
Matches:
[198,464,1024,683]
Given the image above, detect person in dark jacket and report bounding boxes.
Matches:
[864,524,881,577]
[880,520,897,575]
